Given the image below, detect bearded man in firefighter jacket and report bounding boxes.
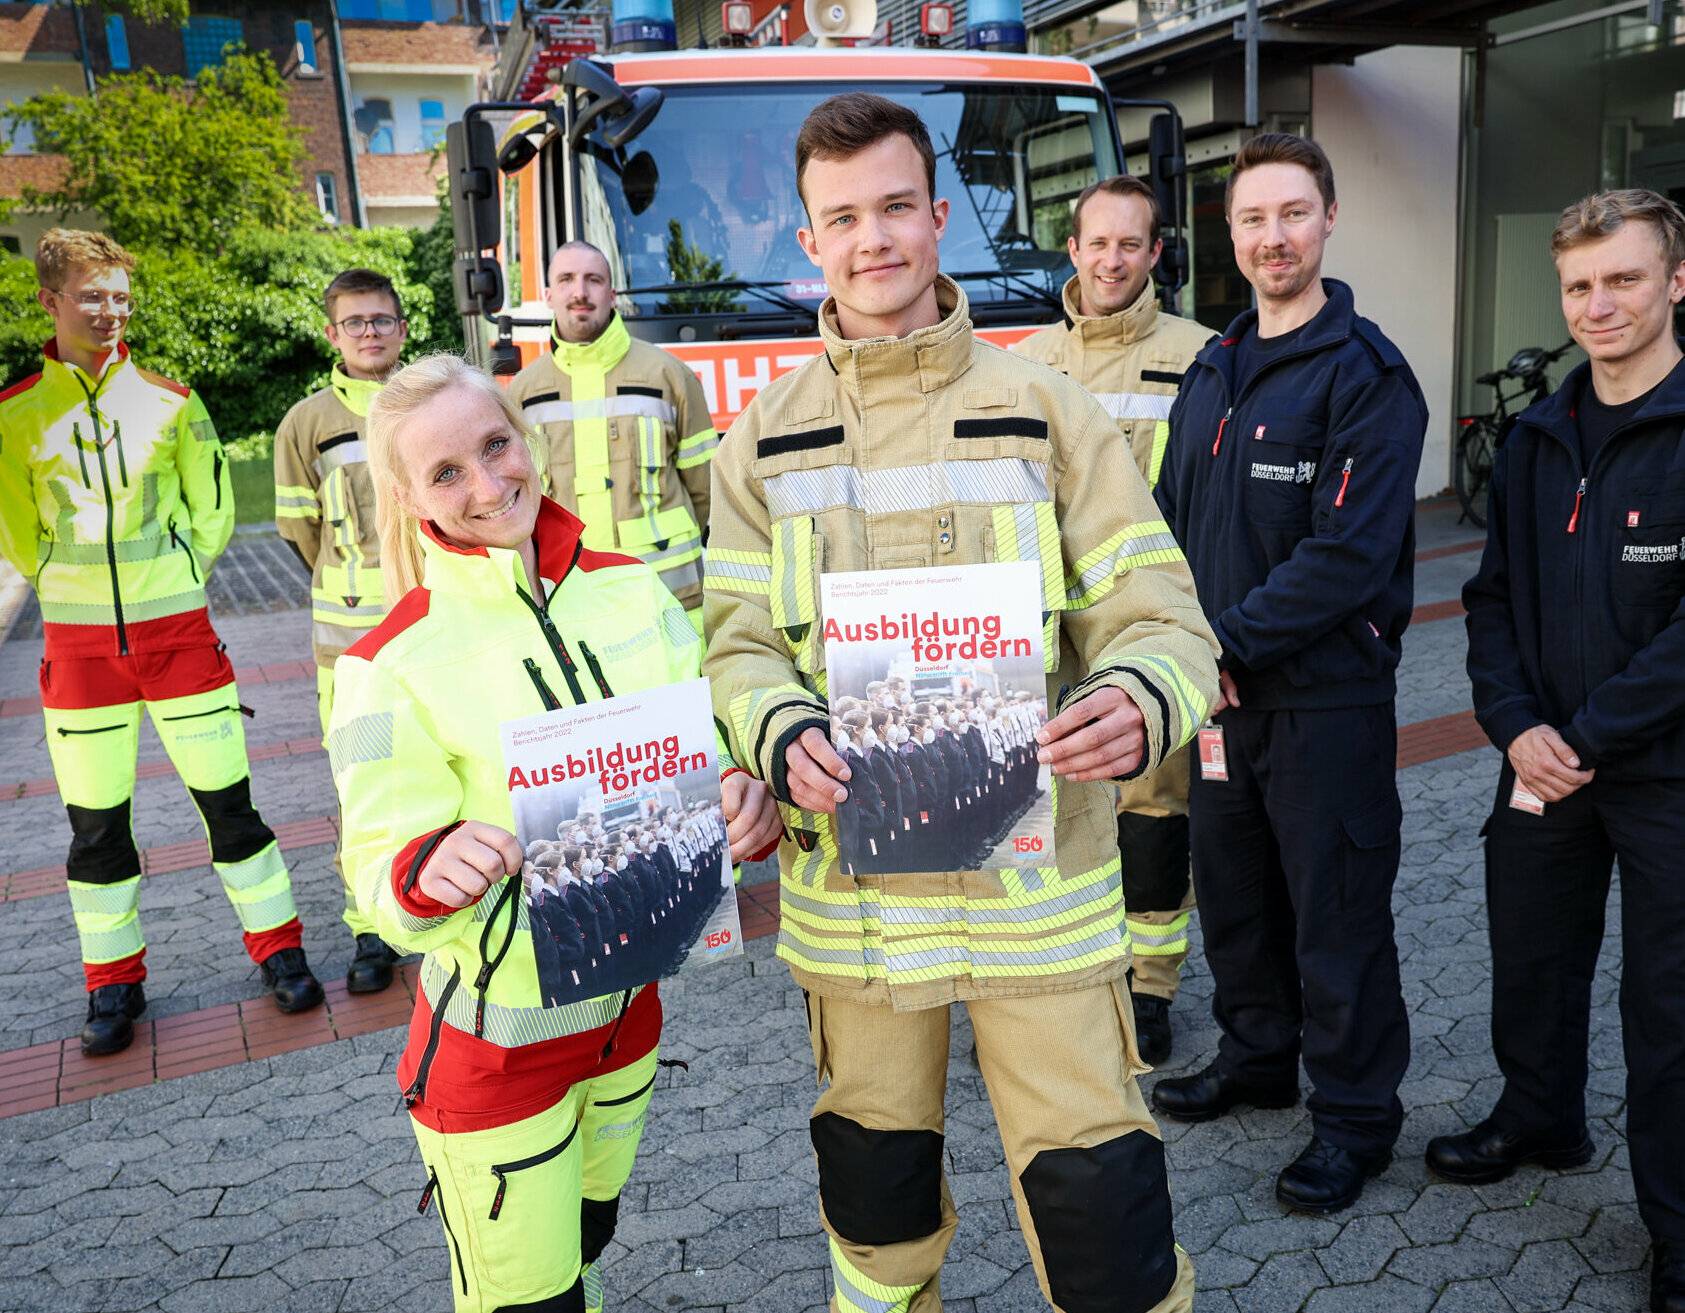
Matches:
[1441,190,1685,1313]
[1151,134,1426,1215]
[0,228,323,1058]
[704,93,1220,1313]
[507,241,718,624]
[274,267,408,995]
[1016,173,1215,1065]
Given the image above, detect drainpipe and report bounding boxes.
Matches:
[327,0,368,227]
[69,0,96,96]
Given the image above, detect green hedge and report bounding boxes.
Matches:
[229,458,275,526]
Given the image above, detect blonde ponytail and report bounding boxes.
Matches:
[365,353,536,602]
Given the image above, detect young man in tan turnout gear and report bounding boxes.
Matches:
[1015,175,1215,1064]
[703,93,1220,1313]
[507,240,718,625]
[273,268,406,993]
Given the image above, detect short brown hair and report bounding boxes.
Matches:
[34,228,134,291]
[795,93,937,211]
[1071,175,1162,242]
[324,267,402,322]
[1551,188,1685,272]
[1225,133,1336,217]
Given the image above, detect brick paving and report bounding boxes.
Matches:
[0,503,1656,1313]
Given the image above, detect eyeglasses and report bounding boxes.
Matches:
[64,291,133,313]
[333,314,403,337]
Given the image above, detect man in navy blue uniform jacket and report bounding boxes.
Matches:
[1435,189,1685,1313]
[1151,133,1426,1215]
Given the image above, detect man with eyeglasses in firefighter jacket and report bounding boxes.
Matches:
[507,241,718,629]
[274,268,408,994]
[0,228,322,1057]
[1017,173,1215,1064]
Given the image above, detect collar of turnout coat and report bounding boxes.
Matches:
[1057,274,1161,346]
[816,275,977,393]
[550,311,633,375]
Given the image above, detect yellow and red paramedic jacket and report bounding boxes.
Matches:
[273,368,387,667]
[0,340,232,658]
[329,496,740,1133]
[506,314,717,614]
[703,278,1221,1011]
[1016,277,1214,819]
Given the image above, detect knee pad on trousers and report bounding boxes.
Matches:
[580,1194,620,1266]
[810,1111,943,1246]
[494,1278,584,1312]
[66,801,141,885]
[1115,813,1190,913]
[1019,1129,1177,1313]
[188,778,274,864]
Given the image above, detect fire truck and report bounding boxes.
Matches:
[445,0,1187,429]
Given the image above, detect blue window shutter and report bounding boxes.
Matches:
[105,15,131,71]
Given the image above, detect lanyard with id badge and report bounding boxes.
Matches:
[1197,723,1229,782]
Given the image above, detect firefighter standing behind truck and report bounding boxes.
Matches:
[273,268,407,994]
[1015,175,1214,1064]
[705,94,1220,1313]
[0,228,323,1057]
[507,241,718,626]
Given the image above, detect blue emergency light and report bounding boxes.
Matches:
[966,0,1025,50]
[610,0,677,51]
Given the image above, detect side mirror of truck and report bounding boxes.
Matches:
[602,86,663,150]
[1147,111,1187,299]
[447,118,501,253]
[452,254,505,320]
[565,58,663,149]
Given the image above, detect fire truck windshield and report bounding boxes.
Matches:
[573,79,1120,332]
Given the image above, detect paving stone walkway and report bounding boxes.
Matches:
[0,503,1654,1313]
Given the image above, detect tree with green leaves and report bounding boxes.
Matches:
[662,218,741,314]
[8,48,315,252]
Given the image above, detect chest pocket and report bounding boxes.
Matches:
[1613,484,1685,608]
[611,404,703,590]
[755,399,847,680]
[1243,417,1325,528]
[318,435,375,595]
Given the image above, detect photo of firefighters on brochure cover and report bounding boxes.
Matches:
[821,562,1054,876]
[500,678,742,1006]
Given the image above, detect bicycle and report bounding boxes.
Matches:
[1453,342,1575,527]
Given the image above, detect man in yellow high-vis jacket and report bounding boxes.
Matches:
[1016,176,1215,1064]
[0,229,321,1057]
[507,241,717,622]
[274,267,405,994]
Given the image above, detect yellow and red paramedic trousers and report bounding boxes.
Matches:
[315,661,375,938]
[412,1045,660,1313]
[804,983,1195,1313]
[41,641,302,989]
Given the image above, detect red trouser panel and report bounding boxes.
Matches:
[402,982,663,1134]
[40,636,235,710]
[85,949,147,990]
[42,608,220,661]
[244,920,304,964]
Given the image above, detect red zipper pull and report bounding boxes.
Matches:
[1212,407,1233,457]
[489,1170,507,1221]
[1567,477,1587,534]
[418,1173,437,1215]
[1334,457,1353,508]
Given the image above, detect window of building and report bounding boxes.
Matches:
[355,98,396,154]
[106,15,131,71]
[419,98,447,150]
[182,16,244,76]
[339,0,446,18]
[294,20,318,74]
[0,236,20,255]
[5,114,36,155]
[316,172,340,224]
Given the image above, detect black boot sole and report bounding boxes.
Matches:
[271,982,326,1014]
[345,966,396,995]
[1426,1134,1595,1185]
[1153,1086,1299,1124]
[1277,1151,1392,1215]
[79,1023,136,1057]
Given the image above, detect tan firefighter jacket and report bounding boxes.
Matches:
[507,314,718,614]
[274,367,386,668]
[703,276,1220,1011]
[1017,276,1214,818]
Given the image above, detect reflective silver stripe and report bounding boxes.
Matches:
[419,954,646,1047]
[311,595,387,618]
[882,941,970,972]
[40,589,206,625]
[873,876,1116,927]
[704,558,772,585]
[1092,391,1175,422]
[661,606,700,648]
[780,888,863,922]
[525,396,676,425]
[313,619,379,649]
[777,927,885,968]
[37,533,173,564]
[764,458,1049,519]
[640,534,702,565]
[328,711,394,774]
[317,439,369,471]
[1067,530,1183,598]
[969,921,1124,968]
[655,559,702,595]
[834,1267,906,1313]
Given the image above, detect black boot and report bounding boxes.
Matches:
[1652,1239,1685,1313]
[345,933,399,995]
[1133,992,1173,1066]
[1151,1060,1298,1123]
[81,982,146,1056]
[1276,1137,1391,1214]
[1425,1117,1594,1185]
[260,947,324,1013]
